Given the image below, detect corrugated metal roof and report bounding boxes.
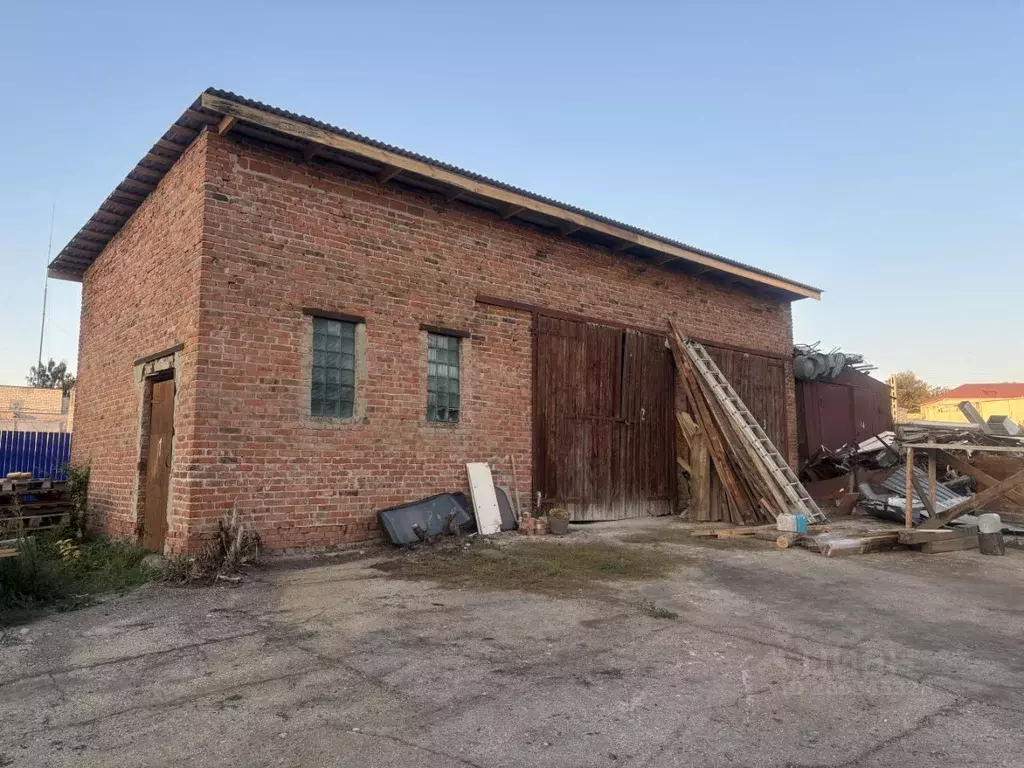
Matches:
[49,87,824,301]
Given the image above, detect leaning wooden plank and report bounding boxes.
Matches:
[920,534,979,554]
[692,437,710,522]
[937,450,1024,509]
[670,332,753,522]
[0,548,20,559]
[918,468,1024,529]
[466,463,502,535]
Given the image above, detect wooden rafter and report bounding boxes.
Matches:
[217,115,237,135]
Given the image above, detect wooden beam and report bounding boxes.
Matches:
[936,449,1024,508]
[905,446,914,529]
[122,178,158,193]
[499,204,525,220]
[303,142,318,162]
[155,138,188,154]
[903,443,1024,454]
[559,222,582,237]
[928,452,937,513]
[911,470,937,520]
[920,534,979,554]
[444,189,466,203]
[217,115,237,136]
[612,241,633,254]
[199,91,821,301]
[918,467,1024,529]
[142,151,175,167]
[377,164,402,184]
[184,108,220,126]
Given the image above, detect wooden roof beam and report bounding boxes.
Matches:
[499,204,525,220]
[377,164,402,184]
[155,138,188,154]
[217,115,237,136]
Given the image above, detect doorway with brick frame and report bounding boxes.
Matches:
[137,372,175,552]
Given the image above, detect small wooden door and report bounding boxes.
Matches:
[141,378,174,552]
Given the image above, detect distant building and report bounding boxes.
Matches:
[0,385,75,433]
[920,383,1024,426]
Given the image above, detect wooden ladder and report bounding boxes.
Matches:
[684,339,828,524]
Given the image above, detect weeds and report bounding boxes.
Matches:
[0,531,157,624]
[638,599,678,619]
[374,538,689,597]
[164,504,261,584]
[66,465,90,539]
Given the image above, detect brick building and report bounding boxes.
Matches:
[49,89,821,554]
[0,385,74,433]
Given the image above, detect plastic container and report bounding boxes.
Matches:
[777,513,808,534]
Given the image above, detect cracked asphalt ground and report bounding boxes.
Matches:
[2,518,1023,768]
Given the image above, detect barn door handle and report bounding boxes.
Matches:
[640,407,646,423]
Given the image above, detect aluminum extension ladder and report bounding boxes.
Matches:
[684,340,828,524]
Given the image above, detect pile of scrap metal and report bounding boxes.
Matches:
[793,343,876,381]
[670,321,827,527]
[852,408,1024,530]
[801,433,900,483]
[377,462,520,545]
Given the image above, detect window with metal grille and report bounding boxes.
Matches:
[311,317,356,418]
[427,333,460,423]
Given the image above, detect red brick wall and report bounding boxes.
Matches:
[182,131,796,551]
[72,133,208,547]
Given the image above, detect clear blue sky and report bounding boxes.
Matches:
[1,1,1020,388]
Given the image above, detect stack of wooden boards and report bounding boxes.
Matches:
[0,477,72,538]
[669,321,827,527]
[691,523,981,556]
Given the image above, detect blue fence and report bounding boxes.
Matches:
[0,431,72,481]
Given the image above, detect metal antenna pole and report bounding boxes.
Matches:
[37,204,55,369]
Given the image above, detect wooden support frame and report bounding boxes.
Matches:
[919,464,1024,530]
[937,449,1024,508]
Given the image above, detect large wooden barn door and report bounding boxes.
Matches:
[534,315,674,521]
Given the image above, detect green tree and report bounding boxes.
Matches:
[26,358,76,395]
[891,370,948,412]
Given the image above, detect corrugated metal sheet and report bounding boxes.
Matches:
[49,88,822,301]
[882,466,963,511]
[0,431,72,481]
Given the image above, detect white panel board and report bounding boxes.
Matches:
[466,462,502,535]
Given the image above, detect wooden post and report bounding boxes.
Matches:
[905,446,915,529]
[927,450,937,514]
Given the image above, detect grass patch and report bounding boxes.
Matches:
[373,538,689,596]
[638,599,678,619]
[0,532,158,624]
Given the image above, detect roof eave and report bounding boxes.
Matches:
[49,88,823,302]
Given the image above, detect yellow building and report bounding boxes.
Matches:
[0,385,75,432]
[920,383,1024,427]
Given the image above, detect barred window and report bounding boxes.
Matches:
[427,333,460,423]
[311,317,356,418]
